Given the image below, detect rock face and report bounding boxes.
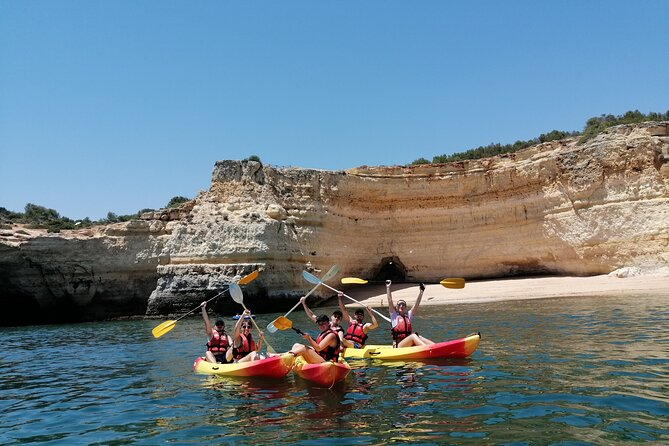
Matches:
[1,122,668,325]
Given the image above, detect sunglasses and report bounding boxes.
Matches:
[241,325,251,329]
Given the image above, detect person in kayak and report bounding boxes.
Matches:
[337,291,379,348]
[299,295,346,349]
[386,280,435,348]
[201,301,234,363]
[231,309,265,362]
[289,314,341,363]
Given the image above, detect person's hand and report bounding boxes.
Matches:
[419,283,425,291]
[258,331,265,339]
[242,309,251,315]
[337,291,344,298]
[301,333,310,340]
[200,301,207,308]
[386,280,392,287]
[366,305,372,311]
[300,296,306,303]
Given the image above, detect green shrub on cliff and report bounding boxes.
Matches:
[413,109,668,165]
[166,196,189,208]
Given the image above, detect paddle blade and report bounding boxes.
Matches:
[238,270,259,285]
[341,277,368,284]
[266,321,279,333]
[272,316,293,331]
[440,278,465,289]
[152,320,177,338]
[302,270,320,285]
[321,264,339,281]
[229,283,244,304]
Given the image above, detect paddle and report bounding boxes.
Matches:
[303,271,392,323]
[291,327,306,336]
[228,283,276,354]
[341,276,466,289]
[266,264,339,333]
[151,270,260,339]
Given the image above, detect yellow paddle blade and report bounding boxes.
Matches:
[272,316,293,330]
[440,278,465,289]
[341,277,368,284]
[238,270,259,285]
[151,320,177,338]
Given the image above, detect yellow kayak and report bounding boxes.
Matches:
[343,332,481,360]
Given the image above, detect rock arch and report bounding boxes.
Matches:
[371,256,407,282]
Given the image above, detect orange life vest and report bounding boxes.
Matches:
[232,333,256,360]
[207,329,230,353]
[391,314,412,344]
[316,329,340,361]
[345,321,368,346]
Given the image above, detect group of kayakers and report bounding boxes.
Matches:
[200,280,434,365]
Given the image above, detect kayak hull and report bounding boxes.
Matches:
[193,352,295,378]
[342,332,481,360]
[292,356,351,388]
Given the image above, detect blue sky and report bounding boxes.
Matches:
[1,1,668,220]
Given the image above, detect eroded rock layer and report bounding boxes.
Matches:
[1,122,668,324]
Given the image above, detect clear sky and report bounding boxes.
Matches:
[1,1,668,220]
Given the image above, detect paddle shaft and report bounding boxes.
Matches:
[174,287,230,323]
[239,301,276,354]
[318,282,392,323]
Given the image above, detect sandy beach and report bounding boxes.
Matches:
[338,274,669,309]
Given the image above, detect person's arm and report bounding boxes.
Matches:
[256,332,264,352]
[303,332,337,352]
[201,302,213,336]
[225,336,234,362]
[409,283,426,315]
[337,292,353,323]
[364,305,379,332]
[300,296,317,323]
[232,311,246,344]
[386,280,394,315]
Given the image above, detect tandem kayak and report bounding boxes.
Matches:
[193,353,295,378]
[292,356,351,388]
[342,332,481,360]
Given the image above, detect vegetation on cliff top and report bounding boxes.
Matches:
[412,109,669,165]
[0,196,190,233]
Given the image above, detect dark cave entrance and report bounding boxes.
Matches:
[371,256,407,282]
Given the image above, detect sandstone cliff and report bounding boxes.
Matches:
[1,122,668,325]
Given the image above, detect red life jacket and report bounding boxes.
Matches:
[232,333,256,360]
[207,329,230,353]
[316,329,340,361]
[391,314,412,344]
[345,321,368,346]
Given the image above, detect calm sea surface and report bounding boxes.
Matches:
[2,294,668,445]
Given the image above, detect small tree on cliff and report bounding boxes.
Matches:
[166,196,189,208]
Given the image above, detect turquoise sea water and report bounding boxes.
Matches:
[2,294,668,445]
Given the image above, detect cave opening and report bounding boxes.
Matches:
[371,256,407,282]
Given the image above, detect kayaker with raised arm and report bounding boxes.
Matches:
[289,314,341,363]
[230,309,264,363]
[299,295,346,348]
[338,291,379,348]
[386,280,435,348]
[201,301,234,363]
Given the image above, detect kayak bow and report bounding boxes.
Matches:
[292,356,351,388]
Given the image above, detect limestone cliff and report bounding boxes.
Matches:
[1,122,668,325]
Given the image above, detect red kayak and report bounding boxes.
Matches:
[342,332,481,360]
[193,353,295,378]
[292,356,351,388]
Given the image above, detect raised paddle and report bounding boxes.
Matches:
[151,270,260,339]
[266,264,339,333]
[341,276,466,289]
[303,271,392,323]
[228,283,276,354]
